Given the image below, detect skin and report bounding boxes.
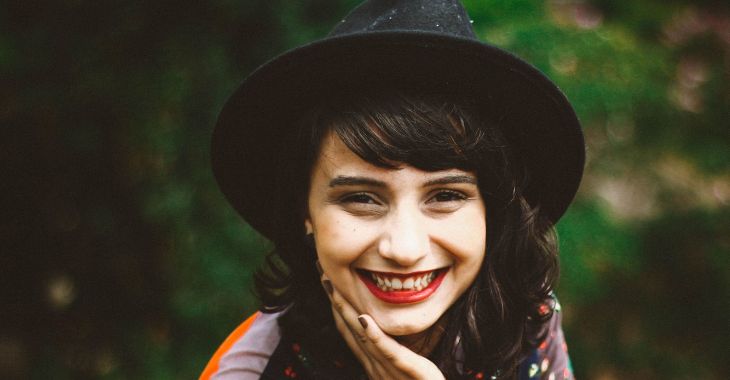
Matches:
[305,132,487,379]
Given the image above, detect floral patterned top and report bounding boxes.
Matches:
[200,297,573,380]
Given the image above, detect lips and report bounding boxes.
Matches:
[357,268,448,304]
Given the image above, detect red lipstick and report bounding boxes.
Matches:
[357,269,447,304]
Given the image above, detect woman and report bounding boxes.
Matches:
[202,1,583,379]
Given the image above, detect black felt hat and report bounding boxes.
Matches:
[211,0,585,240]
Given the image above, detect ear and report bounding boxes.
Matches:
[304,219,313,235]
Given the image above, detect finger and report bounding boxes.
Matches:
[357,314,407,365]
[325,284,379,375]
[327,282,370,345]
[324,285,407,374]
[330,303,376,371]
[357,314,442,379]
[341,312,411,379]
[323,282,442,379]
[318,276,368,353]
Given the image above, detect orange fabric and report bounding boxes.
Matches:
[200,312,261,380]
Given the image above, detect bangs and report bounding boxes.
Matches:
[301,91,518,208]
[309,92,506,173]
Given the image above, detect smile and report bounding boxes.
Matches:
[356,268,448,304]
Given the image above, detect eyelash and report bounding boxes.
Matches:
[339,190,467,205]
[429,190,468,203]
[340,193,379,204]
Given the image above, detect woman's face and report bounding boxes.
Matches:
[306,132,487,337]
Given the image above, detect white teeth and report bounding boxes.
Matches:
[403,278,414,290]
[368,270,440,292]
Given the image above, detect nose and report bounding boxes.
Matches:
[377,206,429,267]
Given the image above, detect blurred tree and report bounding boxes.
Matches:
[1,0,727,379]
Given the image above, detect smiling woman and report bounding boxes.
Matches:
[306,131,487,337]
[202,1,583,379]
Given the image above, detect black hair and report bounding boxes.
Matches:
[254,91,558,379]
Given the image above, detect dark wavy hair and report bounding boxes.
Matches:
[254,91,559,379]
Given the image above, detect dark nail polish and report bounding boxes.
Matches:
[358,316,368,329]
[323,279,333,295]
[315,261,322,275]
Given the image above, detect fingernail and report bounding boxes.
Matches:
[322,279,333,295]
[358,316,368,329]
[315,260,322,275]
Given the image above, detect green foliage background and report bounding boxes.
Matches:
[2,0,728,378]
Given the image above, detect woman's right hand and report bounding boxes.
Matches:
[320,274,446,380]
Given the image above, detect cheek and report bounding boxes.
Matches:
[437,212,486,262]
[313,213,374,268]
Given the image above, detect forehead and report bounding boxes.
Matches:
[311,131,476,183]
[314,131,391,176]
[319,131,356,161]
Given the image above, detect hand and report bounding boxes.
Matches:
[321,275,446,380]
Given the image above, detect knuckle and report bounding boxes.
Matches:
[368,333,382,345]
[355,331,368,344]
[381,350,398,362]
[333,301,345,312]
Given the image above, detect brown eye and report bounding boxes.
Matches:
[425,190,469,213]
[431,190,467,203]
[339,192,385,216]
[341,193,378,204]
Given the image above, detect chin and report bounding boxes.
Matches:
[380,323,426,337]
[374,312,436,337]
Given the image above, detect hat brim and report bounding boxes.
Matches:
[212,31,584,240]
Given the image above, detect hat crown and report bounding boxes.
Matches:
[212,0,585,238]
[330,0,477,39]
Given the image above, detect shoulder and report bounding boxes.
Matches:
[200,311,284,380]
[518,296,575,380]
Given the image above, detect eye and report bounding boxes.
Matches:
[425,190,469,213]
[341,193,378,204]
[429,190,467,203]
[338,192,385,216]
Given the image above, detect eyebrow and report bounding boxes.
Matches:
[328,174,477,188]
[329,176,387,188]
[424,175,478,186]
